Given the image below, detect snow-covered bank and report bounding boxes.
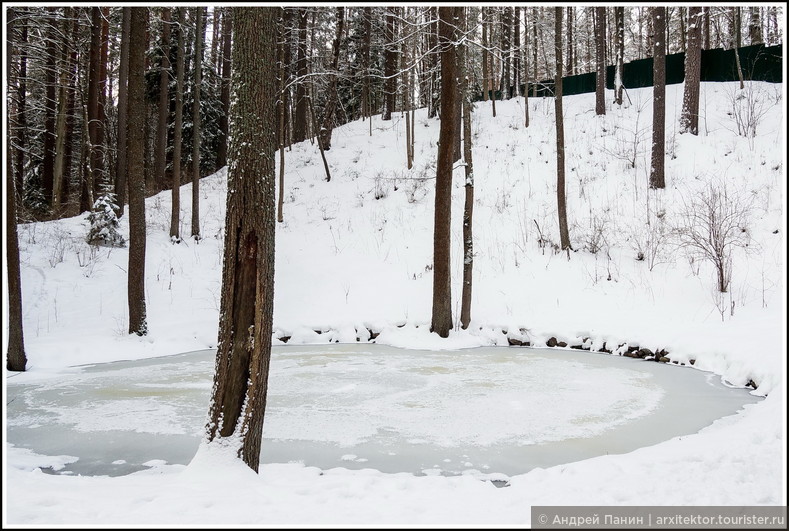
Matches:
[4,80,786,524]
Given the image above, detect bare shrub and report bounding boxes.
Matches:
[674,181,753,293]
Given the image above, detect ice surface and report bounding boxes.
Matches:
[6,344,760,478]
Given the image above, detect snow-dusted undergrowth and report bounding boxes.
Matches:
[4,81,786,524]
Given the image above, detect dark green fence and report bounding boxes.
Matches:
[475,43,782,102]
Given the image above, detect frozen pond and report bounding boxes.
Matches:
[6,344,760,479]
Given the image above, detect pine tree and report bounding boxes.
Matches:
[431,6,459,338]
[127,7,148,336]
[555,7,571,251]
[649,6,666,189]
[680,7,702,136]
[206,6,278,473]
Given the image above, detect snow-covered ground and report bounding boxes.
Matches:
[3,80,787,525]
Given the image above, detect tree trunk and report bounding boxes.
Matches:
[217,8,233,167]
[513,6,521,96]
[115,7,131,218]
[383,8,397,120]
[6,8,27,372]
[277,8,286,222]
[702,7,710,50]
[431,6,459,338]
[614,7,624,106]
[171,7,185,242]
[13,13,27,195]
[649,7,666,189]
[428,7,439,117]
[43,7,58,207]
[501,7,511,99]
[523,7,529,127]
[482,8,488,102]
[318,7,344,151]
[52,8,72,213]
[555,7,570,251]
[566,7,573,76]
[748,7,762,44]
[154,8,171,194]
[531,7,538,97]
[205,7,278,473]
[97,7,109,196]
[459,7,474,330]
[292,9,308,142]
[87,7,103,208]
[361,7,371,121]
[127,7,149,336]
[595,6,606,115]
[192,7,203,240]
[680,7,702,136]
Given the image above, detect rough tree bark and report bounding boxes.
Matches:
[170,7,185,242]
[205,6,278,473]
[154,8,171,194]
[191,7,203,240]
[595,6,606,115]
[115,7,130,217]
[460,7,474,330]
[431,6,459,338]
[43,7,58,206]
[127,7,148,336]
[680,6,702,136]
[382,8,397,120]
[555,7,570,251]
[649,6,666,189]
[614,7,625,106]
[6,8,27,372]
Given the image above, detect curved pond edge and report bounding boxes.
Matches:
[270,323,768,396]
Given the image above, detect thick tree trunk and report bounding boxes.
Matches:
[6,8,27,372]
[192,7,203,240]
[206,7,278,473]
[595,6,606,115]
[217,8,233,167]
[680,7,702,136]
[171,7,185,242]
[115,7,131,218]
[13,14,27,195]
[127,7,149,336]
[649,7,666,189]
[431,6,459,338]
[154,8,171,194]
[555,7,570,251]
